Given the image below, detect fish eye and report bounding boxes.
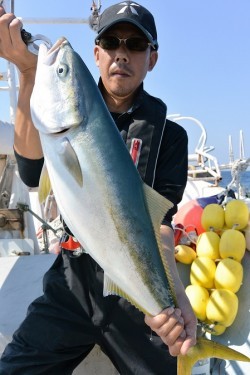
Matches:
[57,63,69,77]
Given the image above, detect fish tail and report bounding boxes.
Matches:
[177,337,250,375]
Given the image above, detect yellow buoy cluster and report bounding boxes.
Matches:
[175,199,249,336]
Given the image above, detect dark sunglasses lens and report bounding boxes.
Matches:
[99,36,119,50]
[126,38,149,51]
[98,36,149,51]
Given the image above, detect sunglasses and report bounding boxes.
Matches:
[95,36,155,52]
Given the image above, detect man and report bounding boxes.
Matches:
[0,1,197,374]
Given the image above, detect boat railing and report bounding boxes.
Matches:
[187,148,222,183]
[168,115,222,185]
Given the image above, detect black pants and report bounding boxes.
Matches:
[0,252,177,374]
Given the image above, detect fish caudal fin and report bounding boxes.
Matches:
[38,164,52,203]
[177,337,250,375]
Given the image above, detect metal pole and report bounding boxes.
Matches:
[6,62,18,124]
[239,130,245,160]
[0,0,18,123]
[22,17,89,24]
[229,135,234,164]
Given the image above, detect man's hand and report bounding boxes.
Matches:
[145,296,197,356]
[145,307,186,356]
[144,224,197,356]
[0,5,37,72]
[0,5,43,159]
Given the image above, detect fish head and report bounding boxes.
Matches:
[31,37,86,134]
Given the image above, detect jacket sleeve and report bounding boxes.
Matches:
[14,149,44,188]
[153,119,188,226]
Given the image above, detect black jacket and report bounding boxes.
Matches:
[15,84,188,225]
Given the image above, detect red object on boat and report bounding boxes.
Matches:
[174,200,205,235]
[60,236,81,250]
[174,223,185,246]
[174,195,219,236]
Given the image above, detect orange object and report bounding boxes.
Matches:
[61,236,81,250]
[174,200,205,235]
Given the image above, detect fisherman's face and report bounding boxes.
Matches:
[94,23,158,103]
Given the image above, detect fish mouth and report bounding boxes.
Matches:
[48,37,67,54]
[42,37,68,66]
[50,123,82,135]
[55,128,70,134]
[47,127,72,136]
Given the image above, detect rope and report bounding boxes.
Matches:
[227,158,250,198]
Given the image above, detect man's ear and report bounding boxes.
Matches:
[148,50,158,72]
[94,46,100,67]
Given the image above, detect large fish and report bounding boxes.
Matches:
[30,38,250,374]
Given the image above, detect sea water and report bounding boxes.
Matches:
[219,169,250,190]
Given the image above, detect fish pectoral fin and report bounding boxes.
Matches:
[61,137,83,187]
[38,163,52,203]
[177,337,250,375]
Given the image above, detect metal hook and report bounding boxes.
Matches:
[19,29,52,55]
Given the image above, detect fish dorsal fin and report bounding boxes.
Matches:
[143,183,176,303]
[38,163,52,204]
[103,273,149,315]
[142,183,173,245]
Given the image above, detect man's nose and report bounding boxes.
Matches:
[114,45,129,62]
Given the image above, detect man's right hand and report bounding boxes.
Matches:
[0,5,37,73]
[0,5,43,159]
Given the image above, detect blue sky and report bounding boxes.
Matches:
[0,0,249,163]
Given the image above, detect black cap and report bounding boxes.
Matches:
[96,1,158,50]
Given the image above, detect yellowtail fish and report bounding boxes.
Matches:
[30,38,250,374]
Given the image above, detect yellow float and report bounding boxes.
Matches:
[219,229,246,262]
[225,199,249,230]
[201,203,225,231]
